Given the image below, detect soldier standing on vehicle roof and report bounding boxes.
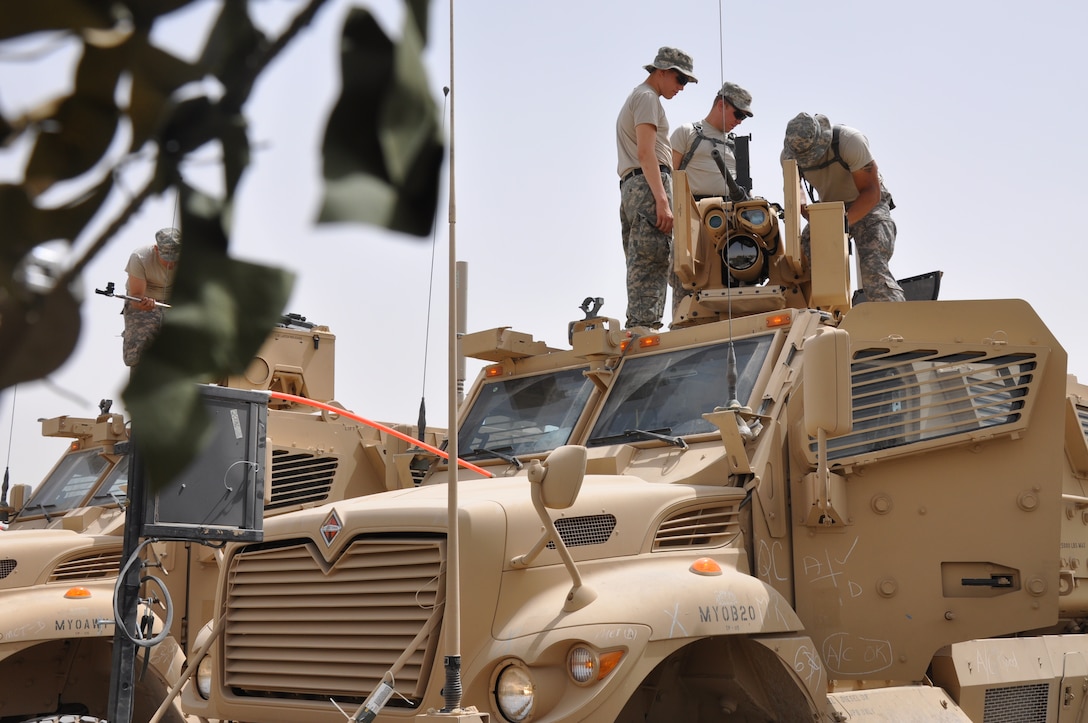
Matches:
[781,112,905,302]
[122,227,181,366]
[669,81,754,318]
[616,46,697,331]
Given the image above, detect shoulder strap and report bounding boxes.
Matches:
[797,126,850,174]
[678,121,731,170]
[798,126,850,203]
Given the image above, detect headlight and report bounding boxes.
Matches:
[568,645,624,686]
[568,646,598,684]
[495,662,535,722]
[196,655,213,700]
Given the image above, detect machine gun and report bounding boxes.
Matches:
[95,281,171,308]
[712,148,750,203]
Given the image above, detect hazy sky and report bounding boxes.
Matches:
[2,0,1086,488]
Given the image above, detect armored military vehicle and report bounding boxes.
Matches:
[176,162,1086,723]
[0,317,442,722]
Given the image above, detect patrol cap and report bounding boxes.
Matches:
[783,113,833,167]
[155,227,181,262]
[718,82,754,117]
[644,47,698,83]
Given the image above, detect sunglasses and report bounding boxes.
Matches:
[719,97,748,121]
[673,70,690,86]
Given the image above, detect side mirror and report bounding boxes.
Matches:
[528,445,587,509]
[8,483,30,513]
[803,328,852,438]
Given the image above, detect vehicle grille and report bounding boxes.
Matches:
[266,450,338,510]
[224,536,445,703]
[49,548,124,582]
[653,504,741,550]
[0,558,15,579]
[982,682,1048,723]
[548,514,617,549]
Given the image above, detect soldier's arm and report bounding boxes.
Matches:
[126,274,156,311]
[636,122,673,234]
[848,160,881,226]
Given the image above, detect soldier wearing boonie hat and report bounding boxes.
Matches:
[668,80,755,318]
[781,113,905,302]
[121,226,182,366]
[616,46,697,331]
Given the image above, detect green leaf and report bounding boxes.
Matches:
[127,39,207,151]
[25,44,123,190]
[0,284,81,389]
[318,7,444,237]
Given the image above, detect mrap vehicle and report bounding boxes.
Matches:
[0,318,443,722]
[178,163,1087,722]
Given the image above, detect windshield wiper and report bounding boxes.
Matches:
[469,448,524,470]
[587,428,688,450]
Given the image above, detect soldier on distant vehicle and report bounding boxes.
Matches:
[616,46,697,330]
[781,112,905,302]
[122,227,180,366]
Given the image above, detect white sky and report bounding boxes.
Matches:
[2,0,1086,488]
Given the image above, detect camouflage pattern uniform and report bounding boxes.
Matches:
[617,46,697,329]
[620,172,673,329]
[122,227,180,366]
[122,306,164,366]
[783,113,905,303]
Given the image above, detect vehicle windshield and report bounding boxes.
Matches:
[458,368,595,459]
[18,447,114,518]
[587,336,774,445]
[88,454,130,506]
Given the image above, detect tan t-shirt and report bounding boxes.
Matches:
[126,245,175,302]
[616,82,671,177]
[781,125,875,204]
[671,122,736,197]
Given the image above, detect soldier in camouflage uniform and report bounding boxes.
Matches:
[616,46,697,329]
[781,112,905,302]
[122,227,181,366]
[669,81,754,316]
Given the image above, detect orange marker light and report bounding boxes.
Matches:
[64,587,92,599]
[597,650,624,679]
[485,365,504,378]
[766,313,792,328]
[690,557,722,576]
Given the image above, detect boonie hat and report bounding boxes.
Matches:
[718,81,754,117]
[155,227,182,262]
[644,47,698,83]
[783,113,833,167]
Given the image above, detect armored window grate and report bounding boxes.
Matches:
[1076,403,1088,438]
[224,536,444,706]
[811,348,1039,462]
[546,514,617,549]
[49,549,123,582]
[266,450,338,510]
[982,683,1048,723]
[653,505,741,550]
[0,558,16,579]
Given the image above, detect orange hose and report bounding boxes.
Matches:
[267,391,493,478]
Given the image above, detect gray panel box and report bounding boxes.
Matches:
[141,385,269,542]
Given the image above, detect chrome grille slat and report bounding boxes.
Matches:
[224,536,444,701]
